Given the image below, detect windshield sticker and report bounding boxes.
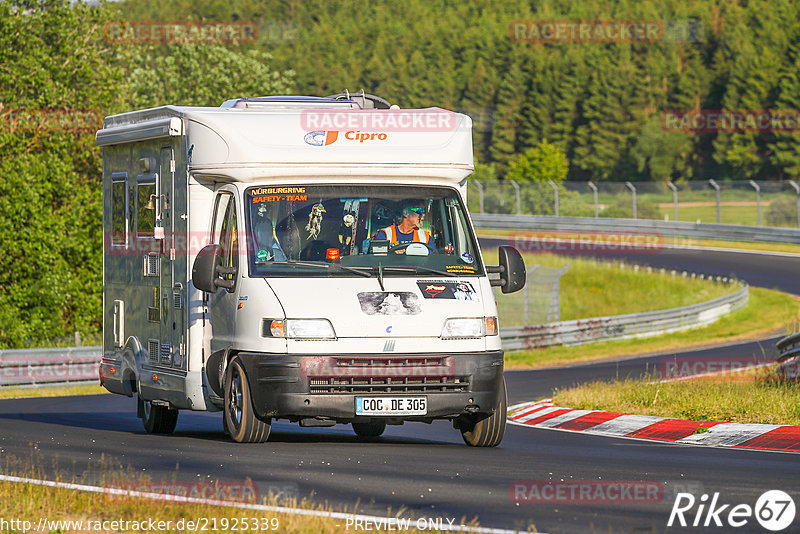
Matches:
[358,292,421,315]
[250,187,308,204]
[305,202,326,240]
[417,280,479,301]
[445,264,477,274]
[460,252,474,264]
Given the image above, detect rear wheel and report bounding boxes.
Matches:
[460,377,507,447]
[224,357,271,443]
[352,421,386,438]
[139,397,179,434]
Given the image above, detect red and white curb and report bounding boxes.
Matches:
[508,400,800,453]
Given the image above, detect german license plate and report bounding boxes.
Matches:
[355,397,427,416]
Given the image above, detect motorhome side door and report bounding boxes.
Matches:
[207,188,240,356]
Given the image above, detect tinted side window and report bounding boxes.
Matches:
[111,174,127,246]
[137,177,156,237]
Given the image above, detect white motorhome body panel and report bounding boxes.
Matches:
[264,277,488,339]
[101,106,473,179]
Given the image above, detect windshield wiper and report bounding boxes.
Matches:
[378,266,454,277]
[272,261,373,278]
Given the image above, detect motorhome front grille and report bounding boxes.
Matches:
[148,340,159,364]
[333,356,449,369]
[309,377,469,394]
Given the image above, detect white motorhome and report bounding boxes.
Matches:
[97,91,525,446]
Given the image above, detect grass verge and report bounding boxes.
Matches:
[496,253,734,325]
[504,287,799,369]
[0,383,108,400]
[552,368,800,425]
[0,477,445,534]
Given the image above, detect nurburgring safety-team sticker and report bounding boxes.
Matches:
[416,280,479,301]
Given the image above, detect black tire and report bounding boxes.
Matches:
[460,376,507,447]
[352,421,387,438]
[139,397,179,434]
[224,357,271,443]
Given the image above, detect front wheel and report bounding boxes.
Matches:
[139,397,178,434]
[224,357,271,443]
[460,377,507,447]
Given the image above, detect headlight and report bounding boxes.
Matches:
[441,318,484,339]
[262,319,336,340]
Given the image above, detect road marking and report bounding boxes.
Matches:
[0,474,536,534]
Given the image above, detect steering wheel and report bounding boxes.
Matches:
[387,242,438,254]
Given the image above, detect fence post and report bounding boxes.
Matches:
[749,180,761,226]
[473,180,484,214]
[625,181,637,219]
[790,180,800,228]
[508,179,521,215]
[523,265,540,325]
[709,179,721,223]
[588,181,599,217]
[667,181,678,222]
[548,180,559,216]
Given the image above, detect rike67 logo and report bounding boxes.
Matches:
[668,490,796,531]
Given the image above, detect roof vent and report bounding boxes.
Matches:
[326,89,392,109]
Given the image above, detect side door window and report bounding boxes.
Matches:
[212,192,238,288]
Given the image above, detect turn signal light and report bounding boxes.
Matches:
[485,317,498,336]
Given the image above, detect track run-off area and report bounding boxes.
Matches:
[0,242,798,533]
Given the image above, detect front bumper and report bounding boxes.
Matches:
[236,350,504,422]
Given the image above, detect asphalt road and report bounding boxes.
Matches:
[0,244,797,534]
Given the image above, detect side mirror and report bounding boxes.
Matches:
[488,246,526,294]
[192,244,236,293]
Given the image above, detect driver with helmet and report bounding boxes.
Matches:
[374,205,435,251]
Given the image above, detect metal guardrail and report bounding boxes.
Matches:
[0,346,101,387]
[776,332,800,363]
[499,284,749,351]
[473,214,800,245]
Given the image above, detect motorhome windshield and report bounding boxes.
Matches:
[244,185,482,277]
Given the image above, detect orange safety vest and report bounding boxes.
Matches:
[378,225,430,245]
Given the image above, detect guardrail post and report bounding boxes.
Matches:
[709,179,721,223]
[667,181,678,222]
[790,180,800,228]
[625,181,637,219]
[508,179,521,215]
[588,181,599,217]
[548,180,559,216]
[473,180,484,214]
[749,180,761,226]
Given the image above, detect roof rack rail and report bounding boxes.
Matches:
[219,96,359,109]
[326,89,392,109]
